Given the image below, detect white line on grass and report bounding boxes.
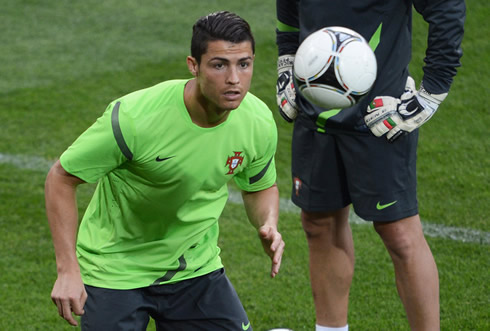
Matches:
[0,153,54,172]
[2,152,488,245]
[228,190,490,245]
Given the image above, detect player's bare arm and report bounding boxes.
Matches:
[45,160,87,326]
[241,184,284,278]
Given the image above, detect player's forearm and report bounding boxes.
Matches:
[45,161,83,273]
[241,184,279,230]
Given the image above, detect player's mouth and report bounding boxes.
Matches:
[223,90,242,101]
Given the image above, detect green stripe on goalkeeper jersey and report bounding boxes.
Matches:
[316,109,342,131]
[369,23,382,51]
[276,20,299,32]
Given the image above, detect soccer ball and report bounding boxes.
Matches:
[293,26,377,109]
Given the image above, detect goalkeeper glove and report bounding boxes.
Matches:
[276,55,298,122]
[364,76,448,142]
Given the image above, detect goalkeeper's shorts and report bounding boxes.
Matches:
[291,116,418,222]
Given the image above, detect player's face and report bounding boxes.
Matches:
[189,40,254,112]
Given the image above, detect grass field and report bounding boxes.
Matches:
[0,1,488,330]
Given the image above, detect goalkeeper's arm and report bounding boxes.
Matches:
[366,0,465,141]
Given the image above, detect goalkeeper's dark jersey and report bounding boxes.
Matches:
[276,0,465,133]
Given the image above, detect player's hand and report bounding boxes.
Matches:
[51,271,87,326]
[276,54,299,122]
[364,76,447,142]
[258,225,285,278]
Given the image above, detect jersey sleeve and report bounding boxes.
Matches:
[413,0,465,94]
[233,115,278,192]
[276,0,300,55]
[59,100,135,183]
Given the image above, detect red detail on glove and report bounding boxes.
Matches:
[383,119,394,130]
[370,99,383,108]
[281,98,288,107]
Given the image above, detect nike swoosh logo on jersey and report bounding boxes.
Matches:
[242,322,251,330]
[376,200,398,210]
[155,156,175,162]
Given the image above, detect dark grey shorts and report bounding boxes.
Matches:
[82,268,251,331]
[291,117,419,222]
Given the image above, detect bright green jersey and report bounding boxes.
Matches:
[60,79,277,289]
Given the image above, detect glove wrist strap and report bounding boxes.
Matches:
[277,54,295,72]
[419,83,448,105]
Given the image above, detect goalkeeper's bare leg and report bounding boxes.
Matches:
[301,206,354,328]
[374,215,440,331]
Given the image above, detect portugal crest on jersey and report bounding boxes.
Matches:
[226,152,244,175]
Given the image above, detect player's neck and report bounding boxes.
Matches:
[184,79,230,128]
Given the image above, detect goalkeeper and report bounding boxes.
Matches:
[45,11,284,330]
[275,0,465,330]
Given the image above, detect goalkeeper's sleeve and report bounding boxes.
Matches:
[276,0,300,56]
[413,0,465,95]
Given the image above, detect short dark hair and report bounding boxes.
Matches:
[191,11,255,64]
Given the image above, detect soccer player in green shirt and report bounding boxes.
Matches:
[45,11,284,330]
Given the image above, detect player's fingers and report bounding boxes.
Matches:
[71,298,85,316]
[270,231,284,254]
[72,288,87,316]
[261,229,279,253]
[53,298,63,317]
[272,236,285,263]
[271,248,283,277]
[60,299,78,326]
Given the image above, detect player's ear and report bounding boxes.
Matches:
[187,56,198,77]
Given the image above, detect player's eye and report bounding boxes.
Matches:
[214,63,225,70]
[239,62,249,69]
